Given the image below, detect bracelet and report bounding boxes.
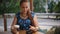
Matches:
[35,27,40,31]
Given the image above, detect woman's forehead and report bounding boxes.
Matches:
[21,2,30,6]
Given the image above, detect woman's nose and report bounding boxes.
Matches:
[24,8,26,11]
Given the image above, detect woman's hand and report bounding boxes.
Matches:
[11,26,18,34]
[11,26,14,29]
[29,25,37,32]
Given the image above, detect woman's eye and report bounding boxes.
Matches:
[22,7,24,8]
[26,7,28,8]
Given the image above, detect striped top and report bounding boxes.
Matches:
[15,12,35,30]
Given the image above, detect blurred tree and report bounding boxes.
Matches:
[33,0,46,13]
[0,0,20,15]
[48,1,56,13]
[54,1,60,13]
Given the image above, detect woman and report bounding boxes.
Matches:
[11,0,39,34]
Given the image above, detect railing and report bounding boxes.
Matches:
[35,13,60,19]
[35,13,60,16]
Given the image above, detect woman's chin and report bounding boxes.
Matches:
[23,12,27,13]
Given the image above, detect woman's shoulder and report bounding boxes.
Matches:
[31,11,35,14]
[31,11,35,15]
[15,12,20,17]
[31,11,35,18]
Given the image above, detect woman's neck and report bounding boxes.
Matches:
[20,12,27,17]
[20,12,28,19]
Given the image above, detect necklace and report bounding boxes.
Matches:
[20,14,28,19]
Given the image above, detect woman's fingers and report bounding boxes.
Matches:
[11,26,14,30]
[29,25,37,31]
[30,25,34,30]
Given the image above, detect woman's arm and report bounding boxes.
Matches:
[33,15,39,27]
[30,15,39,31]
[11,16,17,29]
[33,15,39,29]
[11,16,18,34]
[11,16,17,26]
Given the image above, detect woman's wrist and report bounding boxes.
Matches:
[35,27,39,31]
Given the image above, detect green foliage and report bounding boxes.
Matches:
[0,0,20,14]
[48,1,56,13]
[33,0,46,13]
[53,1,60,13]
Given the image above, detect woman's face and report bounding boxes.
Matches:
[20,2,30,13]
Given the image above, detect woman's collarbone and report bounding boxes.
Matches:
[20,15,28,19]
